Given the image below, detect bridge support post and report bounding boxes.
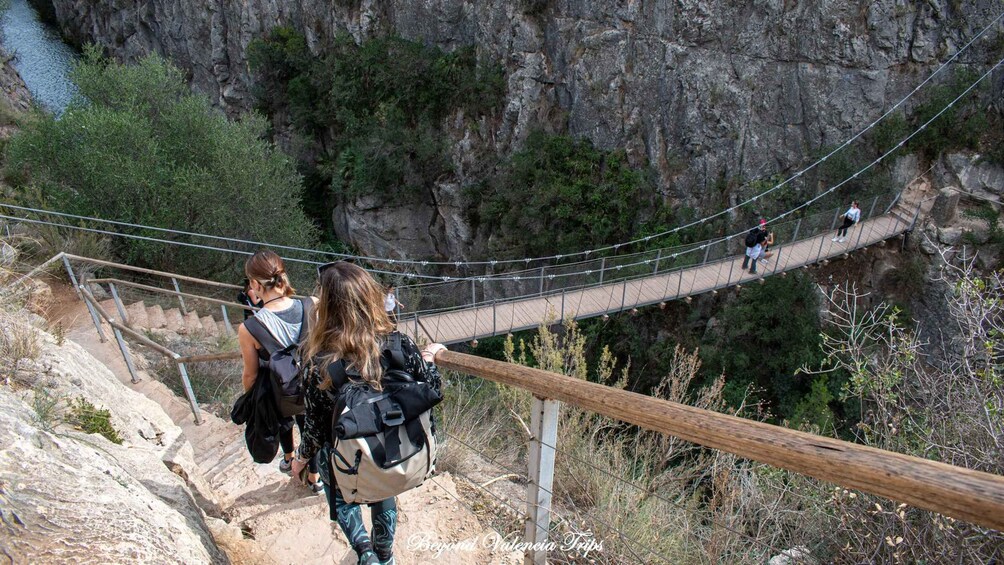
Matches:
[598,258,606,284]
[171,277,187,316]
[539,267,545,295]
[493,301,497,335]
[560,291,565,322]
[109,283,131,327]
[524,396,559,565]
[791,218,802,243]
[652,249,662,274]
[471,279,477,307]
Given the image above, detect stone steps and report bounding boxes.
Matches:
[146,304,167,329]
[195,315,215,337]
[126,301,149,328]
[164,307,186,333]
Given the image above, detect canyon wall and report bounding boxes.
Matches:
[39,0,1003,257]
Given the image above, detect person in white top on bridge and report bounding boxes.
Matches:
[832,201,861,243]
[385,285,403,324]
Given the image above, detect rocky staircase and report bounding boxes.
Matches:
[96,297,237,337]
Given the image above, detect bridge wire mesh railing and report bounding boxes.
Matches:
[396,193,903,319]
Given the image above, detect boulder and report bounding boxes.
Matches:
[929,187,960,226]
[937,227,964,246]
[0,324,227,563]
[942,153,1004,198]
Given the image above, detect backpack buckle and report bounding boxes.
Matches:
[382,409,405,427]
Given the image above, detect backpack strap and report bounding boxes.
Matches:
[297,297,312,344]
[244,316,284,358]
[384,331,406,370]
[245,298,312,357]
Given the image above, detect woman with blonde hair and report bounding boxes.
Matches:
[292,261,445,565]
[237,249,321,492]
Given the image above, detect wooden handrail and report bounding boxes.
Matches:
[79,286,179,358]
[88,277,254,311]
[64,253,243,290]
[433,350,1004,532]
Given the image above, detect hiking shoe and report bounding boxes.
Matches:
[749,269,757,274]
[377,556,395,565]
[358,551,380,565]
[308,479,324,494]
[838,237,846,243]
[278,456,292,474]
[831,237,838,242]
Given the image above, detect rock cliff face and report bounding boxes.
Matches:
[0,314,227,563]
[38,0,1002,257]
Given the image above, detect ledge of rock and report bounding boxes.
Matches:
[0,316,228,563]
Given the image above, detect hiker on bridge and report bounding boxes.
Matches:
[832,201,861,243]
[238,250,321,492]
[294,261,445,565]
[742,219,770,274]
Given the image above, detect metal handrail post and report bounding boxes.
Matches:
[620,282,627,311]
[175,360,203,425]
[791,218,802,243]
[61,256,82,299]
[109,283,130,327]
[560,290,565,322]
[539,267,545,295]
[220,305,234,336]
[80,285,108,343]
[171,277,187,315]
[471,279,476,307]
[112,326,140,384]
[599,257,606,284]
[702,244,711,265]
[852,196,879,249]
[524,396,559,565]
[910,200,922,230]
[492,301,497,335]
[652,249,662,274]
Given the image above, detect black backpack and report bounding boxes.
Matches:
[325,332,442,503]
[744,228,759,248]
[244,297,313,418]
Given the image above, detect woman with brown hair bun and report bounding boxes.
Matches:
[292,261,445,565]
[237,249,321,492]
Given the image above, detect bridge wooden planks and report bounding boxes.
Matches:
[407,214,911,345]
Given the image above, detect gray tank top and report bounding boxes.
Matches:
[252,300,304,347]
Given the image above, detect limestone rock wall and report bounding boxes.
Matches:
[0,316,227,563]
[37,0,1003,258]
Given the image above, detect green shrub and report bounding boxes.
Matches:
[67,396,123,444]
[473,131,664,258]
[5,46,318,279]
[906,69,987,159]
[247,30,505,205]
[698,272,827,421]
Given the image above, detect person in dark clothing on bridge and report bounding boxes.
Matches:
[742,219,769,274]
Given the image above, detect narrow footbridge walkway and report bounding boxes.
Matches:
[399,207,913,346]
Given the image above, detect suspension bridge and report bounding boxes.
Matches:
[396,198,917,345]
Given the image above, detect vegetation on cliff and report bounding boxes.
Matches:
[4,47,317,278]
[247,28,505,236]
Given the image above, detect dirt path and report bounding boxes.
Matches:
[45,279,519,565]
